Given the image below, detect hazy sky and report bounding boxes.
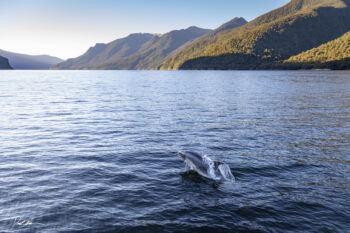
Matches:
[0,0,289,59]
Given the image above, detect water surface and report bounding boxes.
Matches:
[0,70,349,232]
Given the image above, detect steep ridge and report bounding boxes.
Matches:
[198,17,248,41]
[0,56,12,70]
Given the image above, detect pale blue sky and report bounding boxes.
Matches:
[0,0,289,59]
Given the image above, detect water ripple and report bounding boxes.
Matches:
[0,70,349,232]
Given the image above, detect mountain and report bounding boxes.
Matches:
[0,56,12,70]
[52,26,211,70]
[285,30,350,69]
[96,26,211,70]
[0,49,63,70]
[159,0,350,70]
[53,33,158,69]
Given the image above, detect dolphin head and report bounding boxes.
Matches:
[177,152,186,161]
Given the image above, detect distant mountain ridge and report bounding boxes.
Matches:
[53,33,158,69]
[0,49,63,70]
[160,0,350,70]
[52,26,212,70]
[0,56,12,70]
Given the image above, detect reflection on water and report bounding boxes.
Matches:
[0,70,349,232]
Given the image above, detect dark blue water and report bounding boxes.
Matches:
[0,70,349,233]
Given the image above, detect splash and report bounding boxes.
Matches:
[218,163,235,181]
[203,155,235,182]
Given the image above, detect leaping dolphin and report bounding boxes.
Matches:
[177,152,235,181]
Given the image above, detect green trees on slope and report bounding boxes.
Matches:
[160,0,350,70]
[285,31,350,69]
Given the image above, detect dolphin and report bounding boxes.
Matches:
[177,152,235,181]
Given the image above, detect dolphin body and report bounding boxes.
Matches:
[177,152,235,181]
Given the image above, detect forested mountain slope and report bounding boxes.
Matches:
[285,30,350,69]
[159,0,350,70]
